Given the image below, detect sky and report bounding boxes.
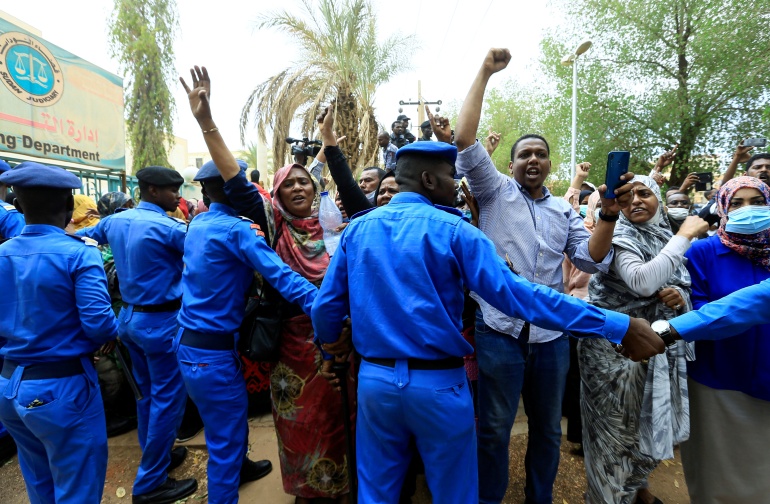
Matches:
[3,0,565,157]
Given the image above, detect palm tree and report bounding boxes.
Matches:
[237,142,259,170]
[240,0,412,174]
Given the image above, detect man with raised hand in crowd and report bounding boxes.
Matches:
[451,48,637,504]
[359,166,385,205]
[77,166,196,504]
[311,118,664,504]
[0,162,119,504]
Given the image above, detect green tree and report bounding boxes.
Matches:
[109,0,178,174]
[238,142,259,170]
[540,0,770,187]
[240,0,412,174]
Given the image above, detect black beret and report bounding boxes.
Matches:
[420,120,431,129]
[135,166,184,187]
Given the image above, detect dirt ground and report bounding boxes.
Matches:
[0,414,690,504]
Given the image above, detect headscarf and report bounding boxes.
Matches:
[272,163,329,284]
[72,194,101,230]
[97,192,131,218]
[583,191,601,233]
[588,175,693,460]
[716,176,770,270]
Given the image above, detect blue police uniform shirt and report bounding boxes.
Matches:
[0,224,118,362]
[178,202,317,336]
[312,192,630,359]
[0,202,25,239]
[78,201,186,305]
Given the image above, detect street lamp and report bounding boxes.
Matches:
[561,40,593,179]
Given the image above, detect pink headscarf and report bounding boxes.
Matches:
[716,176,770,271]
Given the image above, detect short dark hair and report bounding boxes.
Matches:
[250,169,261,183]
[666,185,680,193]
[510,134,550,161]
[395,153,451,187]
[362,167,386,180]
[14,186,71,220]
[391,121,401,129]
[746,153,770,171]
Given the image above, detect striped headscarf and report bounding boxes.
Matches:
[716,176,770,270]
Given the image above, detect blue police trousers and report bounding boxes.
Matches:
[175,334,248,504]
[119,307,186,495]
[0,358,107,504]
[357,359,477,503]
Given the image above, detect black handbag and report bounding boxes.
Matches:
[238,282,282,362]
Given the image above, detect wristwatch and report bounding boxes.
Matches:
[651,320,678,347]
[598,210,619,222]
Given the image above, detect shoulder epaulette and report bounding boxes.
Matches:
[434,204,465,218]
[168,215,187,225]
[1,204,15,212]
[350,207,376,220]
[65,233,98,246]
[239,215,254,223]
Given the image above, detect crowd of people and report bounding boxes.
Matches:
[0,48,767,504]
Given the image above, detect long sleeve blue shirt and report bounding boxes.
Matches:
[0,203,25,240]
[311,192,629,360]
[0,225,118,363]
[77,202,186,305]
[177,203,317,336]
[671,235,770,400]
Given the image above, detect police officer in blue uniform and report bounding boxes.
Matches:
[174,157,318,504]
[0,160,25,240]
[78,166,197,504]
[0,162,119,504]
[311,141,667,502]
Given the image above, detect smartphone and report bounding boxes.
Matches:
[604,151,630,198]
[695,172,713,192]
[743,138,767,147]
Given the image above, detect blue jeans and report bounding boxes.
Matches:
[476,311,569,504]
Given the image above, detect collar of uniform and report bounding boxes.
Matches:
[388,192,432,206]
[512,178,551,202]
[21,224,65,235]
[137,201,168,214]
[208,202,238,216]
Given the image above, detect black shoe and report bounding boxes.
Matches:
[239,458,272,486]
[0,435,17,465]
[168,446,187,472]
[106,416,138,438]
[132,477,197,504]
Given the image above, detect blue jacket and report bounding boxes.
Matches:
[0,202,25,240]
[0,225,118,362]
[311,192,630,360]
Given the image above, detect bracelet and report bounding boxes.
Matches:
[201,126,219,134]
[598,210,619,222]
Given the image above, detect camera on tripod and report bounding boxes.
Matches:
[286,137,323,158]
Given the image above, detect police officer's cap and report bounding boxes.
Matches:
[396,141,458,167]
[136,166,184,187]
[193,160,246,182]
[0,160,10,174]
[420,120,431,129]
[397,114,410,121]
[0,161,81,189]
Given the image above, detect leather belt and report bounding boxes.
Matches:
[362,356,464,370]
[124,299,182,313]
[1,358,84,380]
[180,329,235,350]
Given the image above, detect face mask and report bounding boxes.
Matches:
[667,207,689,221]
[579,204,588,218]
[725,205,770,234]
[594,208,601,222]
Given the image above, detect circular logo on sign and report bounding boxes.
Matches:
[0,32,64,106]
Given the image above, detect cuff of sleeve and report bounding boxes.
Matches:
[669,312,699,342]
[223,170,250,191]
[572,241,615,270]
[603,310,630,344]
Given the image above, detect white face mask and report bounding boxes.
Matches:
[594,208,601,223]
[667,207,689,221]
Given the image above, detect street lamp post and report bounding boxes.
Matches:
[561,40,593,179]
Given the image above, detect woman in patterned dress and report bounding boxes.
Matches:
[579,175,707,504]
[270,163,355,504]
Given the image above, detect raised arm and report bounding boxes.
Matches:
[180,66,241,182]
[454,48,511,152]
[318,105,372,215]
[721,140,754,185]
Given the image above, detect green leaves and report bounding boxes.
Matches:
[109,0,178,173]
